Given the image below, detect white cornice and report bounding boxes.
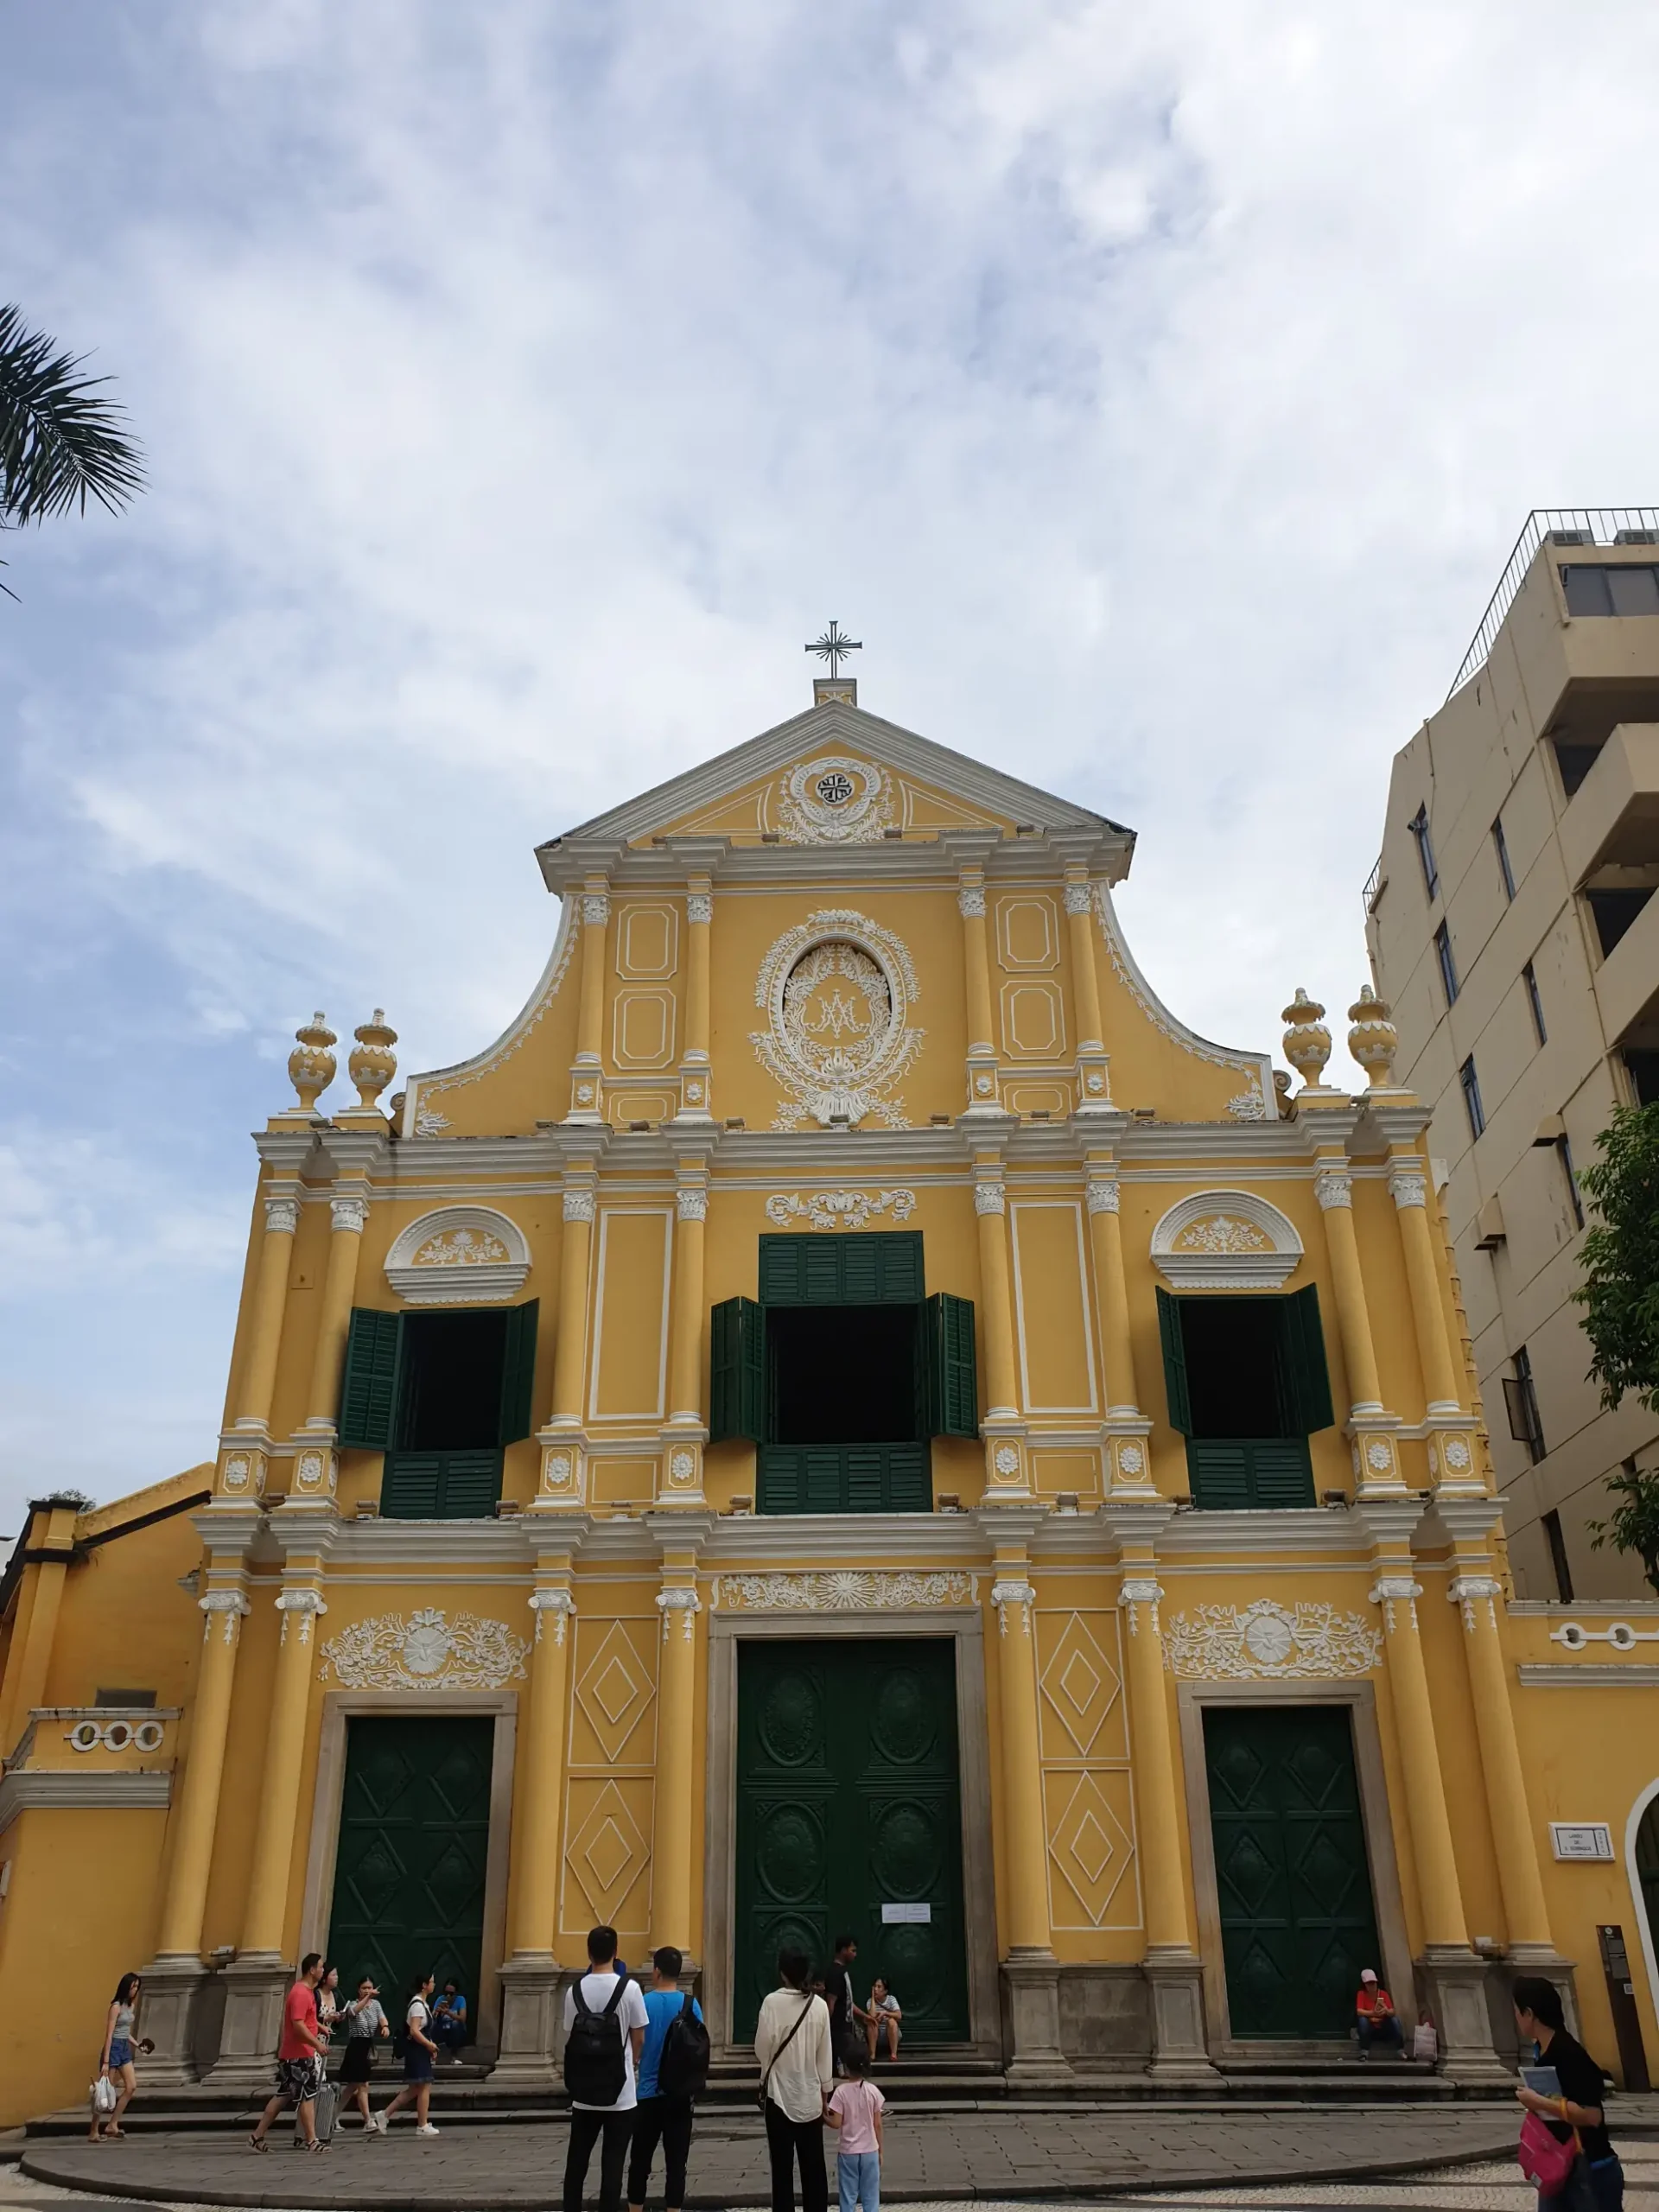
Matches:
[1517,1664,1659,1688]
[0,1769,172,1836]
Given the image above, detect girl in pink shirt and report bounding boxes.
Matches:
[825,2044,885,2212]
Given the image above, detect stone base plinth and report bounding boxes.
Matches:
[1143,1950,1218,2081]
[1419,1946,1512,2083]
[1001,1949,1073,2085]
[133,1954,208,2086]
[202,1954,289,2088]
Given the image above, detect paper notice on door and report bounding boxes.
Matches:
[880,1902,931,1924]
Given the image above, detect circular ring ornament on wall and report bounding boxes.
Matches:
[751,908,924,1128]
[777,756,895,843]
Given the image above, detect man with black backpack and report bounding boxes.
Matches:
[626,1947,709,2212]
[563,1926,649,2212]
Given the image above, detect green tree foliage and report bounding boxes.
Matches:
[0,303,144,594]
[1574,1101,1659,1594]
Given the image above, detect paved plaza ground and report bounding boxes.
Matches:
[13,2101,1659,2209]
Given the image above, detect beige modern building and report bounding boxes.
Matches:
[1367,509,1659,1601]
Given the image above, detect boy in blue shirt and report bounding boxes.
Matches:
[626,1947,702,2212]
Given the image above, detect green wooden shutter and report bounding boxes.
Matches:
[758,1232,925,1306]
[339,1308,404,1449]
[497,1300,540,1445]
[709,1295,766,1442]
[1155,1287,1192,1436]
[1281,1284,1336,1434]
[922,1293,979,1437]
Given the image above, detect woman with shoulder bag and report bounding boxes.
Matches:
[753,1948,833,2212]
[1514,1976,1624,2209]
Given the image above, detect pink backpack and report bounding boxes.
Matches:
[1517,2109,1578,2195]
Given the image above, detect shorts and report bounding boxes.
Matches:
[404,2047,435,2084]
[340,2038,375,2083]
[107,2039,134,2070]
[275,2056,323,2102]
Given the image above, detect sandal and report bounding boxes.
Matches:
[248,2133,269,2153]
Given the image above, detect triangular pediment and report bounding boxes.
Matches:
[537,698,1129,877]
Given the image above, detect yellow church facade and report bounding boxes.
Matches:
[3,678,1659,2123]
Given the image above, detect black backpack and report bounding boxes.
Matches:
[655,1991,710,2101]
[564,1974,628,2106]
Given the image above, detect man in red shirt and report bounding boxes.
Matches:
[250,1953,329,2151]
[1355,1967,1404,2056]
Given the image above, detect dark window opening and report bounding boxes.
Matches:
[1434,920,1459,1005]
[1179,1300,1293,1439]
[94,1688,156,1708]
[1459,1055,1485,1139]
[1493,815,1516,901]
[1542,1509,1574,1603]
[1523,962,1548,1046]
[1625,1049,1659,1106]
[1554,740,1603,798]
[399,1310,508,1450]
[1503,1344,1546,1465]
[1561,563,1659,617]
[1587,887,1655,958]
[1408,804,1439,899]
[1556,1135,1586,1230]
[769,1305,918,1446]
[1156,1287,1333,1510]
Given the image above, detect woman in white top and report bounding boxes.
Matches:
[753,1948,833,2212]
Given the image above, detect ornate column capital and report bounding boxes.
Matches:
[275,1587,328,1645]
[264,1195,301,1236]
[676,1185,708,1223]
[329,1196,368,1234]
[528,1587,576,1644]
[974,1179,1006,1216]
[957,884,987,918]
[581,891,610,927]
[1063,881,1093,916]
[1085,1177,1120,1215]
[1117,1575,1164,1632]
[656,1586,702,1642]
[685,892,712,925]
[1370,1574,1422,1632]
[989,1577,1036,1634]
[1387,1164,1428,1209]
[1447,1573,1502,1632]
[1313,1166,1353,1211]
[563,1186,596,1224]
[198,1591,251,1643]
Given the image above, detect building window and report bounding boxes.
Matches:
[1624,1048,1659,1106]
[1459,1055,1485,1139]
[1587,886,1655,958]
[1542,1509,1574,1603]
[1560,563,1659,617]
[1523,961,1548,1045]
[1155,1286,1333,1510]
[1492,815,1516,901]
[336,1301,540,1518]
[1556,1134,1586,1230]
[1434,921,1459,1005]
[1503,1344,1547,1465]
[1408,804,1439,899]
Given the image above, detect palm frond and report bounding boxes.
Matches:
[0,302,146,525]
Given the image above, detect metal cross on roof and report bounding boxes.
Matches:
[805,620,862,680]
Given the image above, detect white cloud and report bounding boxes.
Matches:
[2,0,1657,1499]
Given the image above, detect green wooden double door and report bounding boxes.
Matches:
[327,1717,493,2009]
[734,1639,969,2045]
[1205,1704,1382,2038]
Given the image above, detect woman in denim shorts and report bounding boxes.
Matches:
[90,1973,144,2141]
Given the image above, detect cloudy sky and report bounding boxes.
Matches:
[2,1,1656,1522]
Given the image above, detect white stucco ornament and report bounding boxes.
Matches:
[385,1205,531,1305]
[1163,1599,1382,1680]
[777,755,895,843]
[752,910,923,1128]
[1151,1191,1303,1291]
[319,1606,530,1690]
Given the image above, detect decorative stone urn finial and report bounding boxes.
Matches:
[1346,984,1399,1088]
[1281,988,1332,1090]
[288,1013,337,1114]
[349,1009,398,1110]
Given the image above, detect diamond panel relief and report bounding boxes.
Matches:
[564,1777,652,1923]
[1045,1768,1139,1930]
[572,1618,658,1765]
[1037,1611,1124,1759]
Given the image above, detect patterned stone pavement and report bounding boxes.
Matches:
[8,2113,1659,2210]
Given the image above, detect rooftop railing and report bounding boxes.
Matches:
[1448,507,1659,699]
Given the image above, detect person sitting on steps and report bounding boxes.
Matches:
[865,1980,901,2064]
[1353,1967,1403,2057]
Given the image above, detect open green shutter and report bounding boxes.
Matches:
[709,1296,766,1443]
[1155,1287,1192,1436]
[922,1293,979,1437]
[497,1300,540,1445]
[1282,1283,1336,1433]
[338,1308,403,1448]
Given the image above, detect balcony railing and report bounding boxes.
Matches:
[1449,507,1659,700]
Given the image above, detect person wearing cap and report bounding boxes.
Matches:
[1354,1968,1403,2056]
